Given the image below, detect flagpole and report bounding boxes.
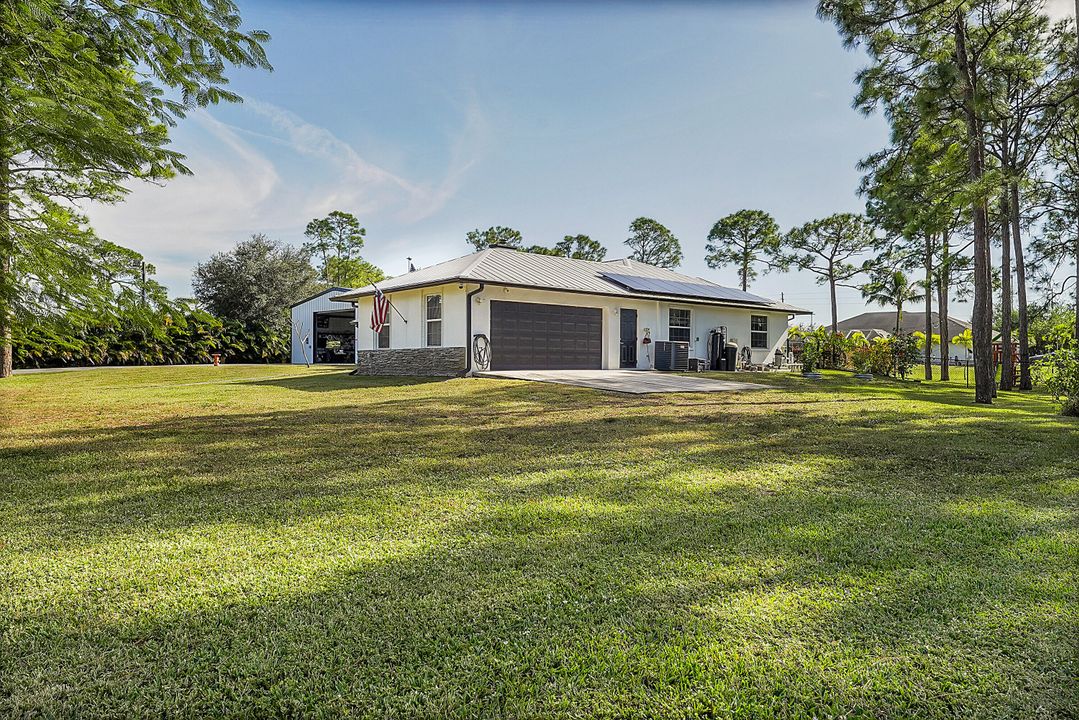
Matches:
[372,282,408,323]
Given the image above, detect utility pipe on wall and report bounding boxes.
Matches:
[464,282,486,374]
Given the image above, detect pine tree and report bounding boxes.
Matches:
[984,7,1073,390]
[781,213,879,332]
[818,0,1030,403]
[1033,105,1079,340]
[555,235,607,261]
[625,218,682,268]
[862,99,968,381]
[466,227,523,251]
[303,211,383,288]
[704,210,782,291]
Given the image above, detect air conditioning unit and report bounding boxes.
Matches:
[654,341,689,371]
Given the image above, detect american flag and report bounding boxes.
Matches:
[370,287,390,333]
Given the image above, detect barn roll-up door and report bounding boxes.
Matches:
[490,300,602,370]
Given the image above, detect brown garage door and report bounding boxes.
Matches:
[490,300,603,370]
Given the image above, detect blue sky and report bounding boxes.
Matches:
[87,0,1075,322]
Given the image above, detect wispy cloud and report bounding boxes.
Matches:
[87,111,284,293]
[245,98,486,224]
[86,98,488,295]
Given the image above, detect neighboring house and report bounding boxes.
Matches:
[836,311,972,363]
[332,246,810,376]
[290,287,355,364]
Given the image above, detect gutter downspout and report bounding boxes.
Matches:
[352,301,358,365]
[465,282,485,375]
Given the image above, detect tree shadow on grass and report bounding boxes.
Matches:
[2,478,1074,717]
[2,381,1074,555]
[2,378,1076,715]
[699,370,1068,416]
[243,372,449,393]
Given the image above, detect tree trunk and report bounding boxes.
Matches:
[971,166,994,401]
[955,15,994,404]
[1009,181,1031,390]
[741,252,749,292]
[0,259,9,379]
[0,132,10,379]
[924,233,934,380]
[829,273,838,333]
[999,191,1014,391]
[938,282,950,381]
[939,232,950,381]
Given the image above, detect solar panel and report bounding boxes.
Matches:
[600,272,774,304]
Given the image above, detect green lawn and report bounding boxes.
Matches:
[1,366,1076,718]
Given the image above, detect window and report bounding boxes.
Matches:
[751,315,769,348]
[426,294,442,347]
[376,312,390,349]
[669,308,691,343]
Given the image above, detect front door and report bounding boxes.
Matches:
[619,309,637,368]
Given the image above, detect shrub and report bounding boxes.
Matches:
[866,334,919,378]
[869,338,894,376]
[851,345,873,374]
[890,333,920,379]
[1035,341,1079,417]
[13,306,291,369]
[792,326,850,372]
[817,331,850,370]
[801,340,821,373]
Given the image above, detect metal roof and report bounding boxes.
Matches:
[332,248,809,313]
[289,286,353,309]
[837,312,971,337]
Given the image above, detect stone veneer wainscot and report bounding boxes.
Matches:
[354,347,467,377]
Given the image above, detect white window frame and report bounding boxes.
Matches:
[668,307,691,344]
[751,315,769,349]
[375,309,390,349]
[425,293,443,347]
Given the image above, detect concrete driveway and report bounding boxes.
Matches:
[477,369,768,394]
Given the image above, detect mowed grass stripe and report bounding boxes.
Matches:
[0,365,1075,718]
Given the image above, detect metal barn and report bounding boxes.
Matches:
[290,287,356,364]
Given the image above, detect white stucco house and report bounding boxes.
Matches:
[330,246,809,376]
